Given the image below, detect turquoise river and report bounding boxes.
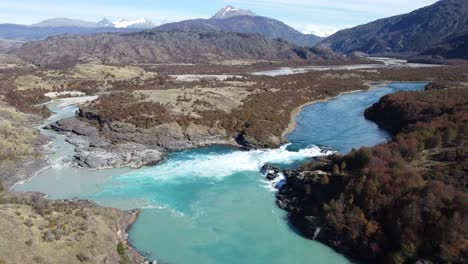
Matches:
[15,82,427,264]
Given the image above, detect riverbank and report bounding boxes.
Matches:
[276,84,468,263]
[1,96,149,263]
[0,192,147,264]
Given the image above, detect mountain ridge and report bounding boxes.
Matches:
[155,6,322,46]
[321,0,468,57]
[15,30,343,68]
[31,17,155,29]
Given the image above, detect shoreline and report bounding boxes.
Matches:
[281,82,388,140]
[280,81,422,140]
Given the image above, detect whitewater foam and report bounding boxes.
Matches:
[118,144,333,182]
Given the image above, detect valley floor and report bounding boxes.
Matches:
[1,56,467,263]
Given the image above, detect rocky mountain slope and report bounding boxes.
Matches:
[16,30,338,67]
[321,0,468,57]
[155,6,322,46]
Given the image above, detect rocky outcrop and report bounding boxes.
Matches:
[46,112,237,169]
[46,117,164,169]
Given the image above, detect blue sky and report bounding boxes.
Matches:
[0,0,439,36]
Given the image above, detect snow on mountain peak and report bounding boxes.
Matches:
[112,18,155,29]
[211,6,258,19]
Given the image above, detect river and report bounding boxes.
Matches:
[14,82,427,264]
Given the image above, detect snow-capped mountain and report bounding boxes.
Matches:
[211,6,258,19]
[96,18,114,28]
[30,17,155,29]
[112,18,155,29]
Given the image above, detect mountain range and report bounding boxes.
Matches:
[4,1,468,61]
[155,6,322,46]
[16,30,343,68]
[0,6,322,46]
[0,17,155,42]
[31,17,156,29]
[321,0,468,58]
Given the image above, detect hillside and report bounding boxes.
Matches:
[321,0,468,57]
[16,30,339,68]
[155,7,322,46]
[418,29,468,60]
[0,38,23,53]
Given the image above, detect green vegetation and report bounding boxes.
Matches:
[117,241,130,264]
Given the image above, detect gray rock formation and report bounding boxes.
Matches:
[46,118,164,169]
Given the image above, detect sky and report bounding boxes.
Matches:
[0,0,439,37]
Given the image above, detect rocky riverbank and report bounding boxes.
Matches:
[46,117,165,169]
[46,110,238,169]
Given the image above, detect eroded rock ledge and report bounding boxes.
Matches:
[46,113,237,169]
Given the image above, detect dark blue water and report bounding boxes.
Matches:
[288,82,427,153]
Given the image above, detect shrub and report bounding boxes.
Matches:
[76,253,90,262]
[117,242,130,264]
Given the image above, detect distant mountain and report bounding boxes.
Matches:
[211,5,257,19]
[113,18,155,29]
[16,30,343,68]
[321,0,468,57]
[0,24,140,41]
[31,17,155,29]
[96,18,114,28]
[31,18,98,28]
[0,17,155,41]
[155,6,322,46]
